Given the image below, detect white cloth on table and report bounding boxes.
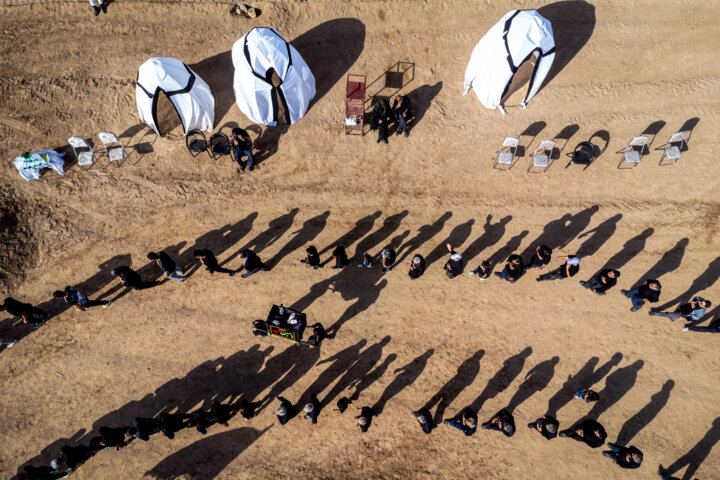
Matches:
[13,150,66,181]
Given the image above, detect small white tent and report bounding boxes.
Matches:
[232,27,316,126]
[463,10,555,114]
[136,57,215,135]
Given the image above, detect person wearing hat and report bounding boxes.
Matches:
[231,127,255,171]
[559,418,607,448]
[303,394,320,424]
[193,249,236,276]
[443,407,477,436]
[469,260,492,279]
[300,245,321,269]
[580,269,620,295]
[495,254,524,283]
[603,443,643,469]
[621,279,662,312]
[355,406,378,433]
[650,297,711,322]
[332,245,349,270]
[1,297,49,329]
[408,254,426,279]
[111,266,158,291]
[528,415,559,440]
[537,255,581,282]
[277,396,294,425]
[525,245,553,270]
[148,251,185,283]
[444,243,464,279]
[237,249,270,278]
[380,247,396,273]
[481,409,516,437]
[52,286,112,311]
[410,407,435,434]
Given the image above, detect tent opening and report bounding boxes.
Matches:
[501,50,540,106]
[154,90,183,136]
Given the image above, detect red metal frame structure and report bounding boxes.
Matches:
[345,74,366,135]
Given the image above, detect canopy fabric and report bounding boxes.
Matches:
[135,57,215,135]
[232,27,316,126]
[463,10,555,113]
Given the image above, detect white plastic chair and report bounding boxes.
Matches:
[68,136,97,170]
[528,139,556,173]
[658,131,688,166]
[494,137,520,171]
[620,135,649,168]
[98,132,128,168]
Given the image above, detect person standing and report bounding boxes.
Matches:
[481,409,516,437]
[580,269,620,295]
[537,255,580,282]
[444,243,464,279]
[148,251,185,283]
[621,279,662,312]
[410,407,435,434]
[559,419,607,448]
[231,127,255,171]
[193,249,236,276]
[303,394,320,424]
[603,443,643,469]
[111,266,158,291]
[380,247,396,273]
[237,249,270,278]
[371,98,392,144]
[443,407,477,436]
[332,245,348,270]
[650,297,710,322]
[495,254,524,283]
[355,406,377,433]
[525,245,552,270]
[528,415,559,440]
[408,254,426,279]
[684,319,720,334]
[300,246,321,269]
[277,396,294,425]
[159,413,192,440]
[1,297,49,328]
[469,260,492,280]
[98,426,132,450]
[52,286,111,311]
[392,95,413,137]
[88,0,106,16]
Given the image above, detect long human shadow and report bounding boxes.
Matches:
[292,18,366,110]
[632,238,689,288]
[318,211,382,267]
[396,212,452,265]
[469,346,533,412]
[462,214,512,266]
[424,219,475,269]
[352,211,409,261]
[424,349,485,424]
[486,230,529,270]
[536,1,596,94]
[254,343,321,413]
[349,353,397,402]
[144,426,271,480]
[615,379,674,446]
[266,210,330,268]
[506,356,559,413]
[575,360,644,425]
[372,349,434,414]
[659,418,720,480]
[595,228,654,276]
[575,214,623,258]
[545,352,623,417]
[655,256,720,311]
[191,51,234,126]
[222,208,300,267]
[326,277,388,338]
[519,205,599,260]
[405,82,443,129]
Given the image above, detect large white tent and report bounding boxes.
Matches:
[135,57,215,135]
[463,10,555,114]
[232,27,316,126]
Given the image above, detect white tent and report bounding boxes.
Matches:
[463,10,555,114]
[135,57,215,135]
[232,27,316,126]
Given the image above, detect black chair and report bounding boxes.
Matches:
[210,132,231,160]
[566,141,596,170]
[186,129,208,157]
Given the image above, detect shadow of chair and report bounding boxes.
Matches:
[119,124,157,167]
[517,121,546,157]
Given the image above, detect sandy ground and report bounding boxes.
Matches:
[1,0,720,479]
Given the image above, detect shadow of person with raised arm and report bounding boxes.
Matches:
[615,379,674,446]
[506,356,559,413]
[545,352,622,417]
[144,426,272,480]
[318,211,382,267]
[424,219,475,269]
[594,228,654,277]
[253,343,321,413]
[222,208,299,267]
[469,346,533,412]
[462,214,512,266]
[575,214,623,258]
[575,360,644,425]
[486,230,529,270]
[655,256,720,312]
[396,212,452,265]
[266,210,330,268]
[520,205,599,260]
[405,81,443,130]
[632,238,689,289]
[372,349,434,414]
[659,418,720,480]
[424,349,485,424]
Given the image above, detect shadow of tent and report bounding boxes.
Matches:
[191,51,234,126]
[292,18,366,111]
[537,1,596,93]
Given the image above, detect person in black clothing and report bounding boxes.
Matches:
[559,419,607,448]
[52,286,111,311]
[159,413,192,439]
[443,407,477,436]
[380,247,396,273]
[128,417,161,441]
[277,396,294,425]
[537,255,580,282]
[684,318,720,334]
[392,94,413,137]
[111,266,158,290]
[482,409,516,437]
[525,245,552,270]
[355,406,377,433]
[193,249,236,276]
[237,249,270,278]
[148,251,185,283]
[1,297,49,328]
[189,409,215,435]
[300,246,321,269]
[239,398,258,421]
[336,397,352,413]
[622,279,662,312]
[580,269,620,295]
[444,243,464,279]
[603,443,643,469]
[303,394,320,424]
[469,260,492,280]
[52,443,102,473]
[408,254,426,279]
[232,127,255,171]
[18,465,67,480]
[98,426,132,450]
[307,322,331,347]
[495,254,524,283]
[332,245,348,270]
[410,407,435,434]
[212,400,239,426]
[528,415,559,440]
[371,97,392,144]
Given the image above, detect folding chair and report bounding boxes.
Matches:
[566,141,596,170]
[494,137,519,171]
[186,129,208,157]
[68,136,98,171]
[658,131,688,166]
[619,135,649,168]
[98,132,128,168]
[528,140,556,173]
[209,132,231,160]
